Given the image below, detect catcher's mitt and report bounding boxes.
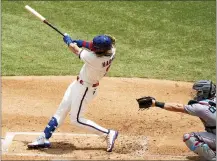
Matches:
[136,96,155,110]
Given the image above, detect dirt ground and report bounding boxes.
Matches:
[1,76,204,160]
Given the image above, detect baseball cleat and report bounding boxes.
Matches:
[27,135,51,149]
[106,129,118,152]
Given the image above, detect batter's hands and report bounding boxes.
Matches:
[63,33,73,46]
[136,96,155,110]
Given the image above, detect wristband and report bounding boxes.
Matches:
[74,40,83,47]
[155,101,165,108]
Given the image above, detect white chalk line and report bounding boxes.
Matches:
[3,152,194,159]
[2,132,15,153]
[1,132,101,154]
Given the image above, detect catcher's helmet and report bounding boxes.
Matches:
[93,35,112,51]
[193,80,216,101]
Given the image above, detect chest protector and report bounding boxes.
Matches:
[188,100,216,132]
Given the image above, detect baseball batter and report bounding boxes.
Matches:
[28,34,118,152]
[137,80,216,160]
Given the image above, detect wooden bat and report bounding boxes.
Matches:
[25,5,64,36]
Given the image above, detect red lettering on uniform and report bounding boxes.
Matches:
[106,65,111,72]
[102,56,115,68]
[109,59,112,64]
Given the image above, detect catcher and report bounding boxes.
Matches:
[137,80,216,160]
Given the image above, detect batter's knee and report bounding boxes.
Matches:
[70,115,86,126]
[70,114,84,125]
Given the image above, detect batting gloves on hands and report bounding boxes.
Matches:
[63,33,73,46]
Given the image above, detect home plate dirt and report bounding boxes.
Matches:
[2,76,202,160]
[4,133,148,160]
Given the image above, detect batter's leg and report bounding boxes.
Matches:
[28,81,76,148]
[44,81,77,139]
[70,85,118,152]
[70,86,109,134]
[183,132,216,160]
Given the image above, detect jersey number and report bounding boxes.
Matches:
[208,106,216,113]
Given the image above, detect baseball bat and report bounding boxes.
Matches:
[25,5,64,36]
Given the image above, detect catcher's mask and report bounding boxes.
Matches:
[92,35,112,52]
[192,80,216,101]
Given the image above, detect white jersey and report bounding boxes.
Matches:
[78,47,116,84]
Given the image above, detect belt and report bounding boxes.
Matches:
[77,76,99,87]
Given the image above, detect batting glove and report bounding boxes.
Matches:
[63,33,73,46]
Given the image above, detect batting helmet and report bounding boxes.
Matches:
[193,80,216,101]
[93,35,112,51]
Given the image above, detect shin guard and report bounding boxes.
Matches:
[44,117,58,139]
[183,133,216,160]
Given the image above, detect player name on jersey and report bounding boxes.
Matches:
[102,56,115,67]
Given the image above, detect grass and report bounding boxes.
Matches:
[1,1,216,82]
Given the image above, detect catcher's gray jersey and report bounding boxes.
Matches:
[184,102,216,135]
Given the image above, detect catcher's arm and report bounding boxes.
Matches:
[136,96,187,113]
[152,99,187,113]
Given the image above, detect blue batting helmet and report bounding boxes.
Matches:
[93,35,112,51]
